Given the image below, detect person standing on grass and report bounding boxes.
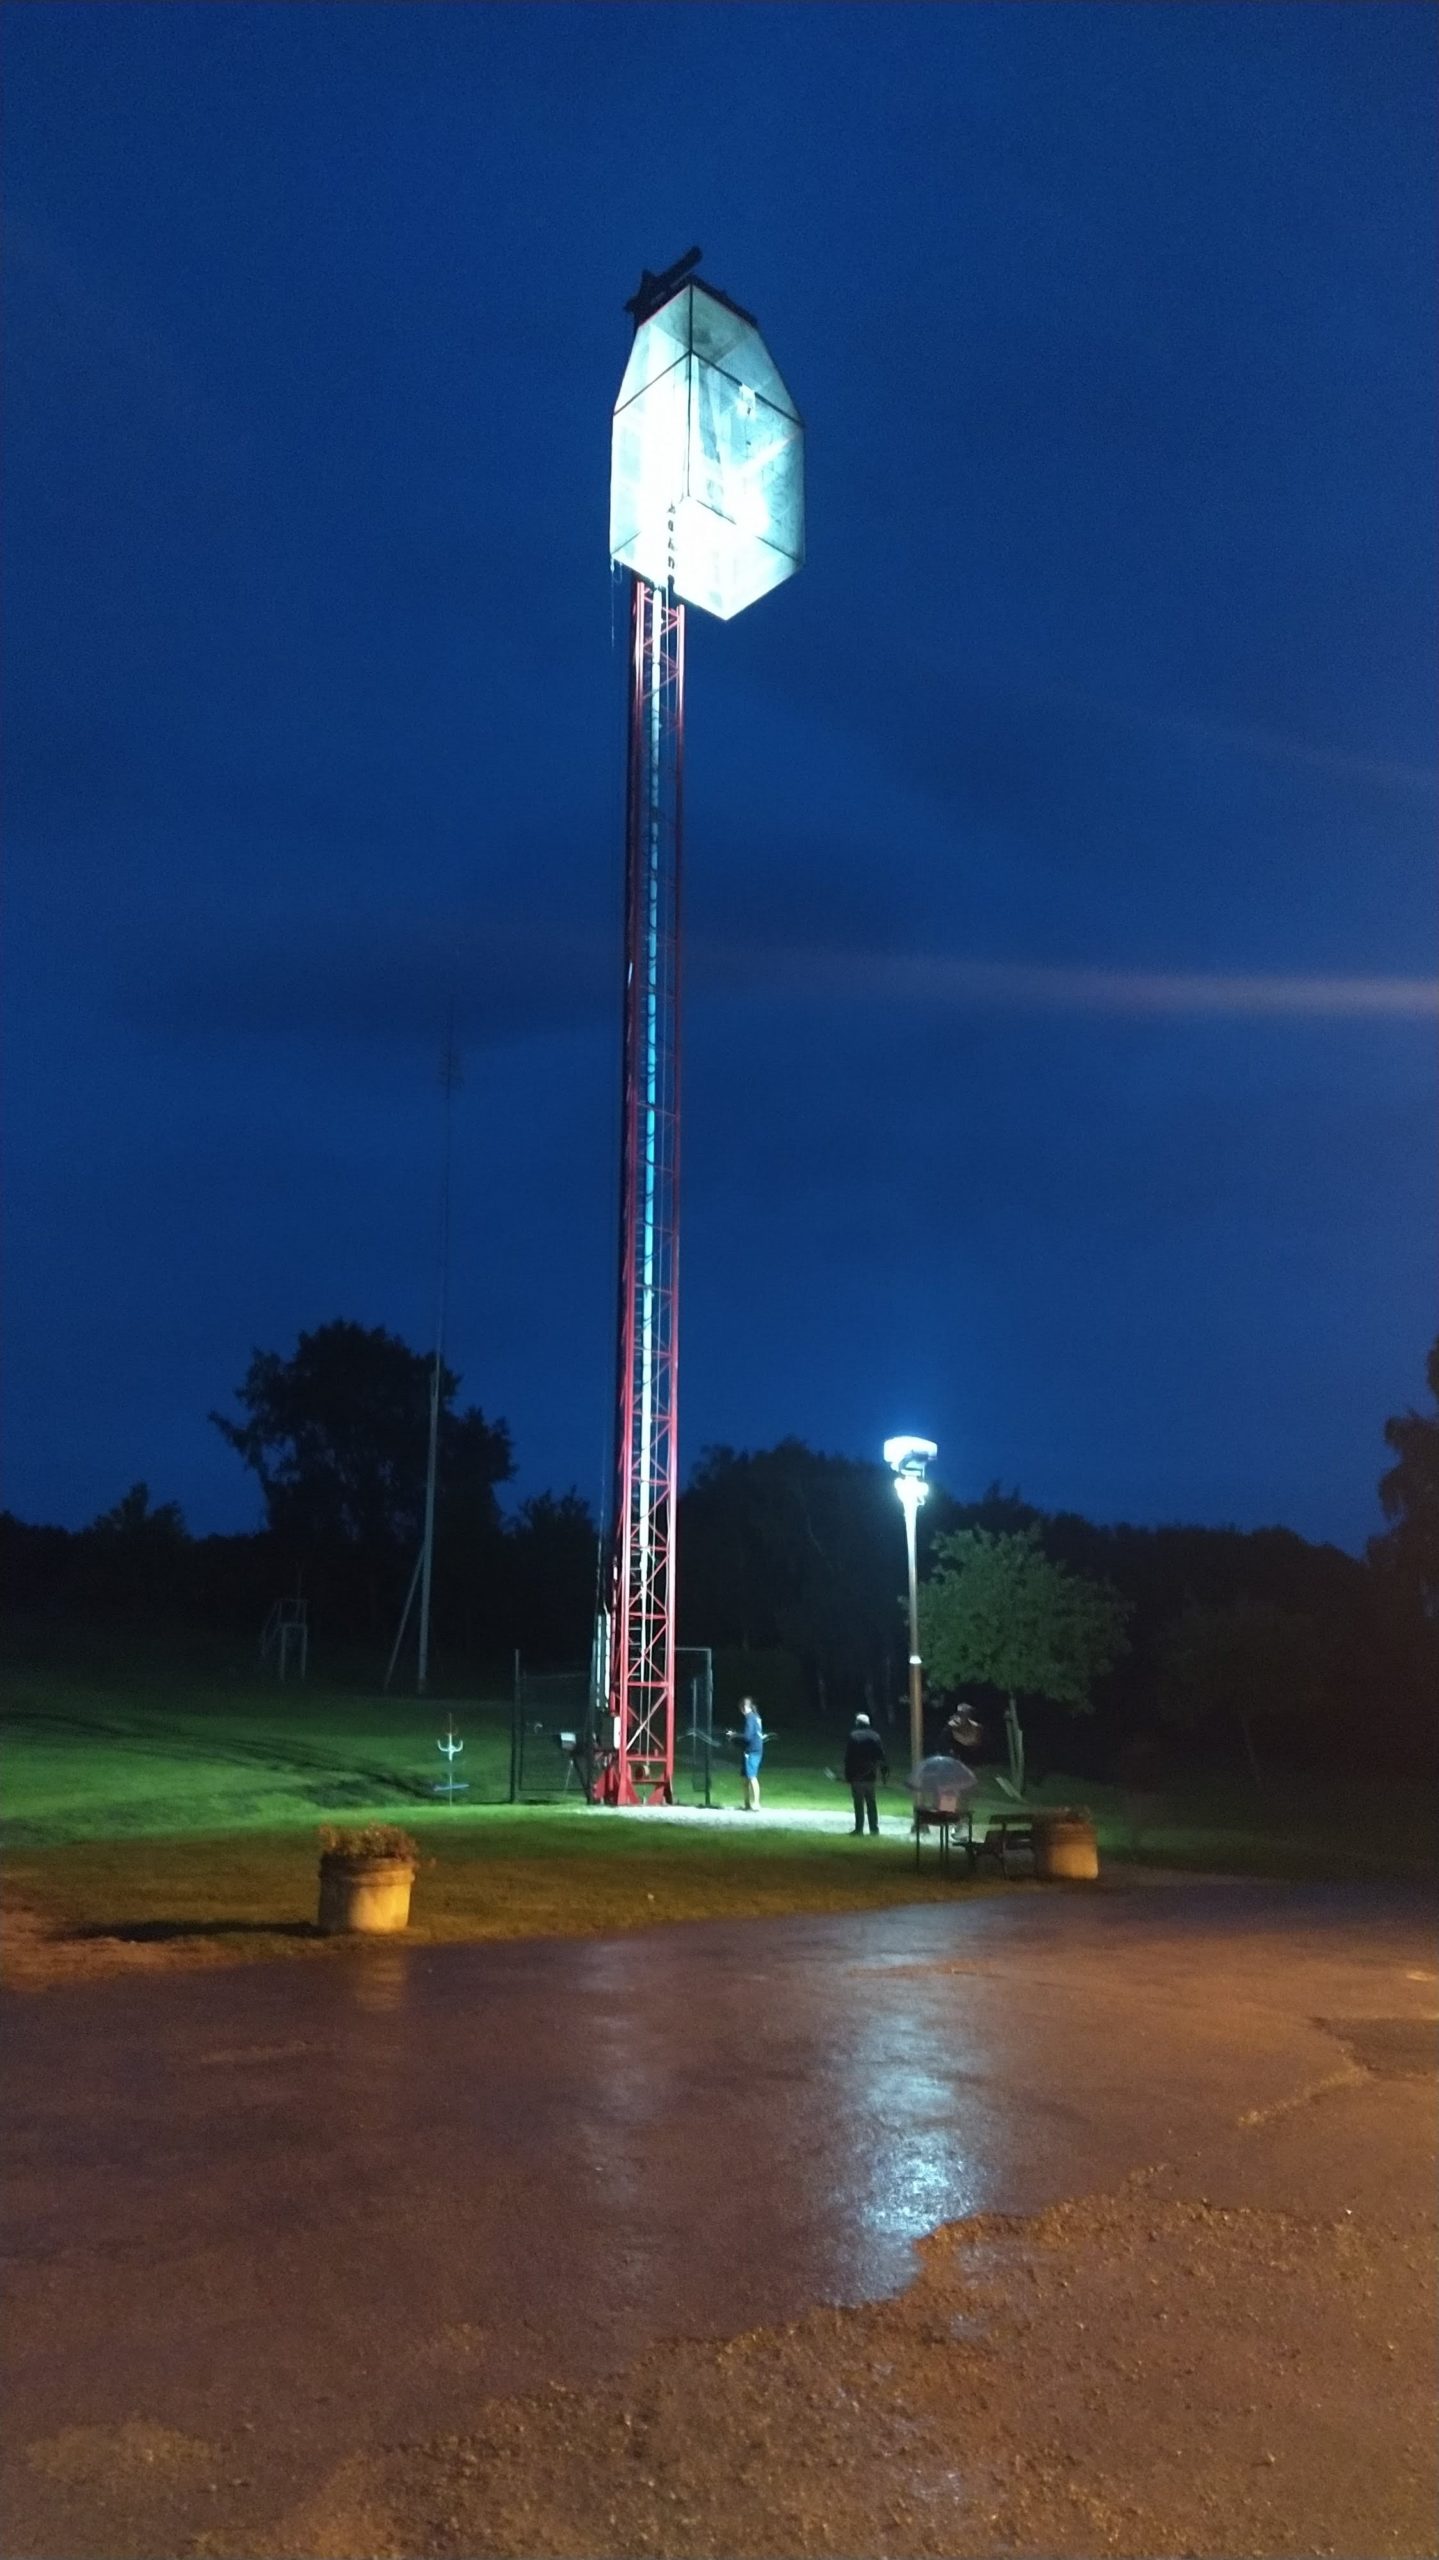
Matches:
[843,1712,889,1836]
[737,1696,765,1811]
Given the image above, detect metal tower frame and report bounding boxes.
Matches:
[604,570,685,1804]
[598,249,800,1809]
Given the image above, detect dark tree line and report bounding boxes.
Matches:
[680,1451,1434,1779]
[5,1322,600,1678]
[4,1321,1435,1776]
[675,1339,1438,1778]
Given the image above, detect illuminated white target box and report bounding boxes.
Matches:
[610,280,804,621]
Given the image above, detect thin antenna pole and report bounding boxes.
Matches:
[417,1006,461,1696]
[384,1541,425,1693]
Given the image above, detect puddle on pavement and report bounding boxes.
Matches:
[1317,2016,1439,2079]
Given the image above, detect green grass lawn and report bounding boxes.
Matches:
[0,1664,991,1977]
[2,1661,1433,1989]
[2,1666,521,1845]
[0,1658,886,1842]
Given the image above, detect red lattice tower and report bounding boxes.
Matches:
[598,254,802,1806]
[602,575,684,1804]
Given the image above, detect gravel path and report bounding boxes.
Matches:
[184,2172,1437,2560]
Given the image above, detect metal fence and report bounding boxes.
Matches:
[510,1649,715,1804]
[511,1667,593,1802]
[672,1648,715,1805]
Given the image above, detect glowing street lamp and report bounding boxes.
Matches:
[884,1435,937,1778]
[610,269,804,620]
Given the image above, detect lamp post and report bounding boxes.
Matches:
[884,1436,936,1778]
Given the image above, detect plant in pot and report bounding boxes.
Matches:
[316,1824,421,1935]
[1032,1805,1100,1882]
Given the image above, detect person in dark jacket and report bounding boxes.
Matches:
[843,1713,889,1835]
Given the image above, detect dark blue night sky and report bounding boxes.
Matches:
[4,2,1434,1547]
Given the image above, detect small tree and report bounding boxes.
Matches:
[1155,1599,1329,1795]
[919,1525,1130,1795]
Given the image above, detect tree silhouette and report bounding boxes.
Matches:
[211,1322,512,1626]
[920,1524,1130,1794]
[1155,1599,1330,1794]
[682,1442,908,1717]
[506,1491,600,1664]
[1372,1338,1439,1617]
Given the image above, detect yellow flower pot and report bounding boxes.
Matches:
[317,1855,415,1935]
[1033,1814,1099,1882]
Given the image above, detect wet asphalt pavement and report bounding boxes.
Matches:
[3,1873,1437,2557]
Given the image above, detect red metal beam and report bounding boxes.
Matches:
[605,574,685,1805]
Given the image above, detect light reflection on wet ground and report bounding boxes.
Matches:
[3,1875,1435,2477]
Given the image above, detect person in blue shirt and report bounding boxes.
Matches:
[736,1695,765,1810]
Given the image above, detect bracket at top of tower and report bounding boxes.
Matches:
[625,248,703,328]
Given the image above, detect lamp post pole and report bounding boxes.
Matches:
[884,1436,936,1779]
[899,1478,924,1778]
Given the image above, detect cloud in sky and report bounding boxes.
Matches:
[110,886,1439,1062]
[759,950,1439,1022]
[1038,685,1439,800]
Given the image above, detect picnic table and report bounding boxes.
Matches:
[913,1802,1038,1879]
[974,1807,1037,1877]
